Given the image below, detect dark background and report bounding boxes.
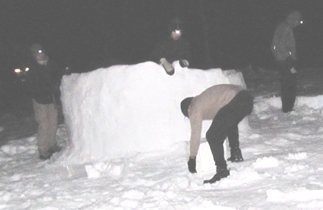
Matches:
[0,0,323,79]
[0,0,323,141]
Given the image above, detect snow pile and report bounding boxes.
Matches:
[267,188,323,202]
[254,95,323,113]
[59,61,247,164]
[3,68,323,209]
[253,156,280,169]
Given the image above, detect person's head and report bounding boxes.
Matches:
[171,30,182,40]
[180,97,193,117]
[285,10,303,28]
[30,43,47,63]
[168,17,184,40]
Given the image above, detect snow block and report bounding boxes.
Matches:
[60,61,247,164]
[196,139,218,173]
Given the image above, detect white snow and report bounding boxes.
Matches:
[1,63,323,209]
[59,61,247,164]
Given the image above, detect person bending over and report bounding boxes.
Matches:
[180,84,253,184]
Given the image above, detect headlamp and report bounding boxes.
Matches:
[14,69,22,73]
[175,30,181,34]
[14,67,29,74]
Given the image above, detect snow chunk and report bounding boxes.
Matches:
[85,162,108,179]
[122,190,145,200]
[253,157,280,169]
[190,201,237,210]
[59,61,247,163]
[267,188,323,202]
[286,152,307,160]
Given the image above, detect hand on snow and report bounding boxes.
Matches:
[179,59,189,68]
[187,157,197,173]
[160,58,174,76]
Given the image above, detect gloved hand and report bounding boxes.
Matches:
[160,58,174,75]
[179,59,189,68]
[187,157,197,173]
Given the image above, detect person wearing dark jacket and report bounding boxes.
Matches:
[19,43,65,160]
[150,17,191,75]
[180,84,253,184]
[271,10,303,113]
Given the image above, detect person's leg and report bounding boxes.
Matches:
[47,103,59,150]
[280,77,288,112]
[206,91,253,157]
[33,100,50,158]
[283,74,297,112]
[228,125,239,148]
[227,125,243,162]
[205,117,227,170]
[204,113,230,184]
[281,77,293,112]
[279,61,297,113]
[33,100,59,159]
[204,91,253,183]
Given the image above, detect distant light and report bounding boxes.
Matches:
[38,50,43,54]
[300,20,303,24]
[25,67,29,71]
[14,69,21,73]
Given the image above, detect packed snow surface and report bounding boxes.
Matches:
[59,61,246,164]
[1,63,323,209]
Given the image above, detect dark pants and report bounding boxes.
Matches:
[205,90,253,169]
[277,59,297,112]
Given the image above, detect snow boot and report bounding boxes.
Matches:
[160,58,174,75]
[39,145,62,160]
[227,147,244,162]
[39,150,53,160]
[203,167,230,184]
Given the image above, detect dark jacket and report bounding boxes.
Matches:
[150,37,191,64]
[23,59,64,104]
[271,11,302,61]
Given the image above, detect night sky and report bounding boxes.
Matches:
[1,0,323,77]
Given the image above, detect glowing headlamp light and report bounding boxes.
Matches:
[14,67,29,74]
[14,69,22,73]
[175,30,181,34]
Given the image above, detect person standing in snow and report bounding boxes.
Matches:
[271,10,303,113]
[18,43,65,160]
[180,84,253,184]
[150,17,191,76]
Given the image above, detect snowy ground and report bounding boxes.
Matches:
[1,67,323,209]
